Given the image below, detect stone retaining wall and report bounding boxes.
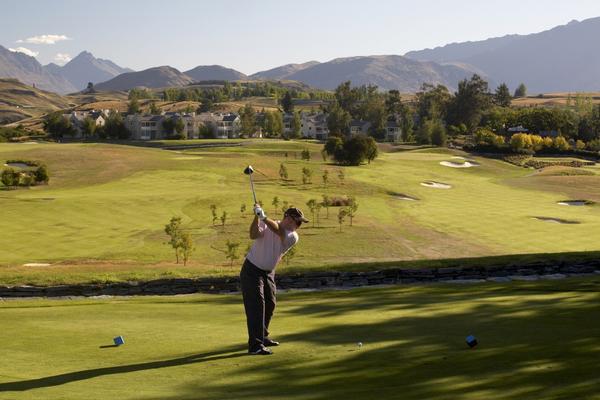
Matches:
[1,260,599,298]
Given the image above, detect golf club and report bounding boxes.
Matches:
[243,165,258,205]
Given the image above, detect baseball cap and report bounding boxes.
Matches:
[284,207,309,223]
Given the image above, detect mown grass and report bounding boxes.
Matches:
[0,278,598,400]
[2,140,600,285]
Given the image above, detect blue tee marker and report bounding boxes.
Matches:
[113,336,125,346]
[466,335,478,348]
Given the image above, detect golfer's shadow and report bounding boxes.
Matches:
[0,347,246,392]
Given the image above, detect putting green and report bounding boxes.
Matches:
[0,278,598,399]
[2,140,600,285]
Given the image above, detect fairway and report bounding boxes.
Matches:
[2,140,600,284]
[0,278,599,399]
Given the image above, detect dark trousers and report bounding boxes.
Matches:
[240,258,276,350]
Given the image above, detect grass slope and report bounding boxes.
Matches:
[0,278,598,399]
[2,140,600,284]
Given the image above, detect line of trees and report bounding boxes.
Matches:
[43,111,131,140]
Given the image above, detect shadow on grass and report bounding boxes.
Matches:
[160,280,600,400]
[0,347,246,392]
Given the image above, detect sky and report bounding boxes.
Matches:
[2,0,600,74]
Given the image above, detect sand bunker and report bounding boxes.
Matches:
[23,263,51,267]
[421,181,452,189]
[394,194,419,201]
[557,200,594,206]
[532,216,580,224]
[440,160,480,168]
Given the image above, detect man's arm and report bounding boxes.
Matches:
[249,215,263,239]
[263,217,286,240]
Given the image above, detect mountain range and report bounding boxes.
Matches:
[1,17,600,95]
[405,17,600,93]
[0,47,132,94]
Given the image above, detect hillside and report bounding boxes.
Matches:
[184,65,247,82]
[405,17,600,93]
[250,61,320,80]
[0,78,72,124]
[282,55,482,92]
[94,66,194,91]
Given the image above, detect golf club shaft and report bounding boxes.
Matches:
[249,174,258,205]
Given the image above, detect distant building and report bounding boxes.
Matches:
[300,112,329,140]
[349,120,371,136]
[386,120,402,142]
[507,125,529,134]
[63,110,107,137]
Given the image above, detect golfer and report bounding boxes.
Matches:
[240,204,308,355]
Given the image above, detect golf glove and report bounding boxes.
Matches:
[254,206,267,220]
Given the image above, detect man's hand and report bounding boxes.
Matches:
[254,205,267,221]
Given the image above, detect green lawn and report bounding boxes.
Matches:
[2,140,600,285]
[0,278,598,399]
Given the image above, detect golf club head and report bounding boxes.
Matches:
[244,165,254,175]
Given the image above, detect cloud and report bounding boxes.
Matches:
[8,47,39,57]
[54,53,72,65]
[17,34,71,45]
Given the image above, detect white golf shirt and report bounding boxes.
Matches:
[246,220,298,272]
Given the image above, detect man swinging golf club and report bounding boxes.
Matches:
[241,165,308,355]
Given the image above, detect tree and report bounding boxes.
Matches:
[337,208,347,232]
[180,233,194,266]
[1,168,17,189]
[81,117,97,138]
[164,217,183,263]
[322,169,329,187]
[162,117,185,139]
[494,83,512,107]
[302,167,313,185]
[290,111,301,138]
[322,194,330,218]
[272,196,280,213]
[220,211,227,227]
[415,83,452,121]
[365,137,378,163]
[324,136,344,158]
[327,102,351,136]
[240,103,256,135]
[347,198,358,226]
[306,199,317,227]
[101,111,130,139]
[281,91,294,113]
[210,204,218,226]
[447,74,491,130]
[338,169,345,184]
[332,135,379,166]
[128,97,140,114]
[399,104,414,142]
[301,149,311,161]
[385,90,403,116]
[315,203,322,227]
[553,136,570,152]
[225,240,240,266]
[264,110,283,137]
[514,83,527,98]
[149,102,160,115]
[34,165,49,184]
[43,111,75,138]
[279,163,288,180]
[430,121,447,146]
